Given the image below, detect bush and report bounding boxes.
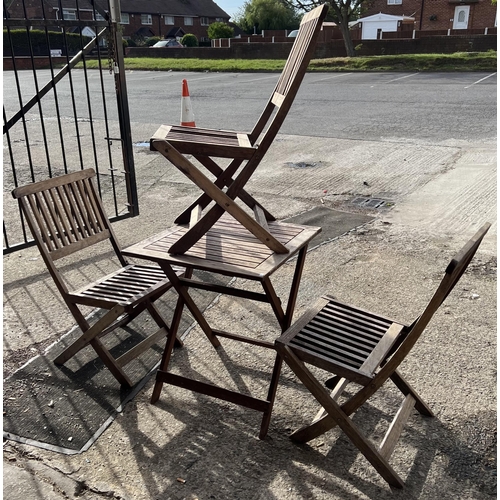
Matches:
[146,36,161,46]
[181,33,198,47]
[3,29,91,56]
[125,38,136,47]
[207,22,234,40]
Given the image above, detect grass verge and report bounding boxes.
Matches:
[81,51,496,72]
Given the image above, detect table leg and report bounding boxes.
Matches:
[284,245,308,330]
[160,263,220,348]
[151,267,193,403]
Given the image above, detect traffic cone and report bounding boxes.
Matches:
[180,79,195,127]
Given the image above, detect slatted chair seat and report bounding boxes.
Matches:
[275,223,491,488]
[154,125,255,159]
[12,168,183,388]
[286,299,405,385]
[149,4,329,256]
[69,264,170,308]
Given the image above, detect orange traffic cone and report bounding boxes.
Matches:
[180,79,195,127]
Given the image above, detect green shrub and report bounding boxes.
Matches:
[3,29,91,56]
[125,38,136,47]
[146,36,161,46]
[207,22,234,39]
[181,33,198,47]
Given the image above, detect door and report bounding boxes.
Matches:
[453,5,470,29]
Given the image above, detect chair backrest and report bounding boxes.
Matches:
[389,223,491,363]
[248,4,329,145]
[12,169,125,292]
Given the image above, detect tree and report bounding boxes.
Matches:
[235,0,301,32]
[207,22,235,39]
[181,33,198,47]
[283,0,363,57]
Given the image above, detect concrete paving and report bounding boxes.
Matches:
[3,130,496,499]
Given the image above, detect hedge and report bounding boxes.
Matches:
[3,29,92,56]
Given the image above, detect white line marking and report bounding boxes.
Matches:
[386,73,419,83]
[370,73,418,87]
[311,72,353,83]
[464,72,497,89]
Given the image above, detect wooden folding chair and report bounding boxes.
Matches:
[149,4,329,255]
[12,169,183,388]
[275,223,491,487]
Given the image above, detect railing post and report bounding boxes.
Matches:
[109,0,138,216]
[412,29,416,39]
[447,29,451,35]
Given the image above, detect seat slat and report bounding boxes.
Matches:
[303,321,383,349]
[324,302,394,330]
[312,312,388,339]
[293,328,374,362]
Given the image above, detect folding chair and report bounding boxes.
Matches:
[275,223,491,487]
[149,4,329,255]
[12,169,183,388]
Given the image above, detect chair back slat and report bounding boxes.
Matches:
[388,223,491,364]
[13,169,113,261]
[249,4,328,143]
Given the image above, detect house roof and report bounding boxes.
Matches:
[165,26,186,38]
[39,0,229,19]
[120,0,229,18]
[354,13,415,23]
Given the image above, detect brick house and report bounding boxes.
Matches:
[5,0,230,44]
[118,0,230,42]
[364,0,496,32]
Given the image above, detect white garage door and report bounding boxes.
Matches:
[362,20,398,39]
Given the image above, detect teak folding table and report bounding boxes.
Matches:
[122,4,328,437]
[123,216,321,438]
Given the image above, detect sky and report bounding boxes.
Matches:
[217,0,244,20]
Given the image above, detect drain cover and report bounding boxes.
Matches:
[286,161,319,169]
[351,197,393,209]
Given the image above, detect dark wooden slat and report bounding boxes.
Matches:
[45,188,71,247]
[156,372,270,413]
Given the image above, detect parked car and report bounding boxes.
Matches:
[287,29,299,37]
[152,40,184,48]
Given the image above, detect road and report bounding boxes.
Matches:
[3,70,497,143]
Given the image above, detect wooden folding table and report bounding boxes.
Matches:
[123,215,321,438]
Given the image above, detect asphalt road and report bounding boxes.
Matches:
[3,70,497,143]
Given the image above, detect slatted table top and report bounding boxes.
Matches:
[123,217,321,279]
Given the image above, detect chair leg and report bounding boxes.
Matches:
[281,346,405,488]
[54,304,126,366]
[390,370,434,417]
[90,337,133,387]
[259,354,283,439]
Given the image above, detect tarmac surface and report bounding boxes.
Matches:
[3,123,497,498]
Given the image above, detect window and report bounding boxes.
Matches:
[216,17,224,22]
[120,12,129,24]
[201,17,209,25]
[62,8,77,20]
[165,15,174,25]
[387,0,402,4]
[94,12,105,21]
[141,14,152,25]
[184,17,193,25]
